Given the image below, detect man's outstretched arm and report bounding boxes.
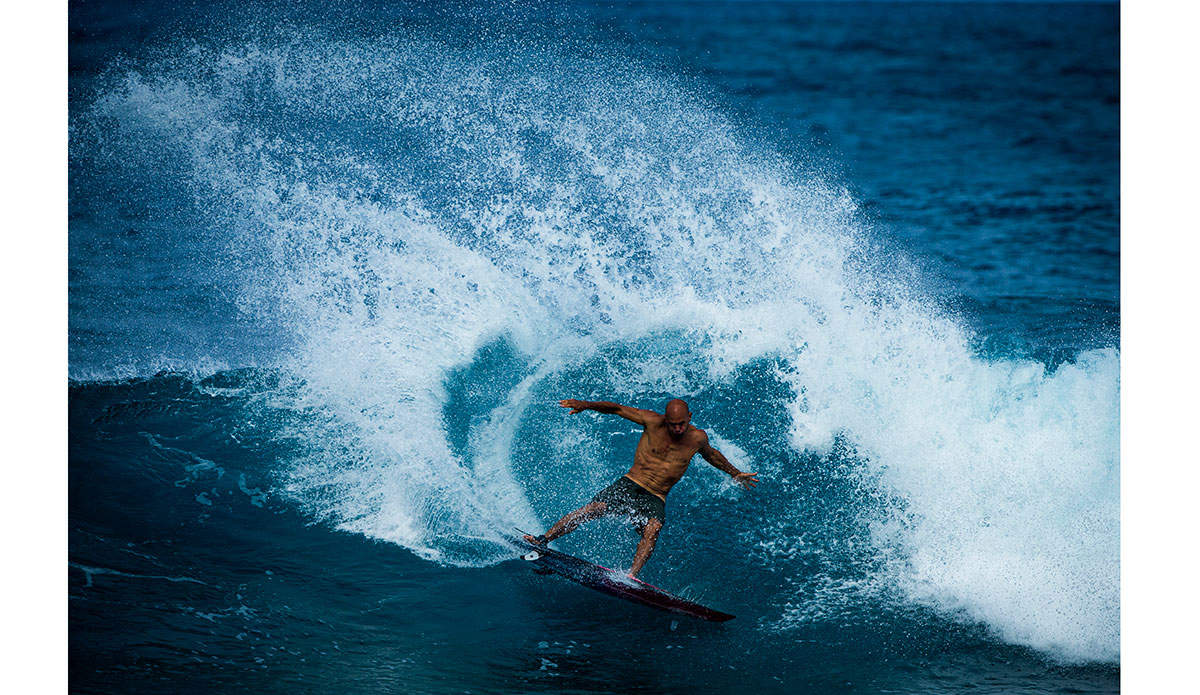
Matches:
[698,436,759,490]
[559,399,656,426]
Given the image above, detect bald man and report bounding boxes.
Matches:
[523,398,758,578]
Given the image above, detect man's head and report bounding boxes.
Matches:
[665,399,692,438]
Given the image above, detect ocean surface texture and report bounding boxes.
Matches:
[69,1,1120,693]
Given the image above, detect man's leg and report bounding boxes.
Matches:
[524,502,609,544]
[628,518,663,578]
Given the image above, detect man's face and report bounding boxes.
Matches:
[666,412,691,438]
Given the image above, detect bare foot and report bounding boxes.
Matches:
[523,534,548,545]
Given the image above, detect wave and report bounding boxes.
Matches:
[71,31,1119,663]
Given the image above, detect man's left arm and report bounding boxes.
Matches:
[698,434,759,490]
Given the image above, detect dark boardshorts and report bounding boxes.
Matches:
[591,476,666,525]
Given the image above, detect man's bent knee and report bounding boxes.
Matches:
[638,518,663,537]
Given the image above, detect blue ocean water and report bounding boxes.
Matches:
[68,1,1119,692]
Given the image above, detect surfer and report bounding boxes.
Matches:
[524,398,758,578]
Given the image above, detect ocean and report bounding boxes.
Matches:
[68,1,1120,692]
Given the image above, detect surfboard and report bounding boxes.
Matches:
[513,533,735,622]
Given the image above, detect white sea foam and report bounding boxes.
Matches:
[86,35,1119,662]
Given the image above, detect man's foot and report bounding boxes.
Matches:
[523,534,548,545]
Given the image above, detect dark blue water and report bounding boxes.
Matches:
[69,1,1119,692]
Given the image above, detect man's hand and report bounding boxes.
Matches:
[732,471,759,490]
[559,399,589,414]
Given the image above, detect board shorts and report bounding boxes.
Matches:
[591,476,666,525]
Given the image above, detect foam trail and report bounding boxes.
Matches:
[80,33,1118,662]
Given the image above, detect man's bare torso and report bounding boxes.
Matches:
[625,413,706,500]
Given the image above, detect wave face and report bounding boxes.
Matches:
[70,4,1119,674]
